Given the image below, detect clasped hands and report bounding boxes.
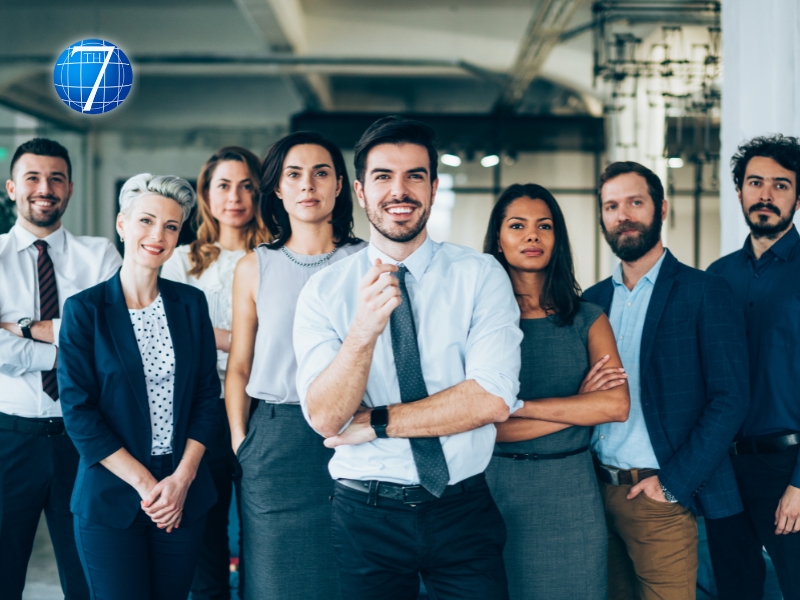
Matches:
[136,470,193,533]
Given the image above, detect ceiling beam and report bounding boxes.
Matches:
[497,0,584,111]
[234,0,332,110]
[0,55,506,83]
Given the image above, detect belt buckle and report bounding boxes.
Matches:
[402,485,425,505]
[603,465,621,486]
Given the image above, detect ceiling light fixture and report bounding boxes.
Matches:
[668,157,685,169]
[441,154,462,167]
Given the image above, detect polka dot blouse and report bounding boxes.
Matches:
[129,295,175,456]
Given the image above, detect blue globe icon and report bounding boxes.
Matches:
[53,39,133,115]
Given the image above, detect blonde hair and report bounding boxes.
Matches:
[188,146,271,277]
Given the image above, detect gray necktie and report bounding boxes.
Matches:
[390,265,450,497]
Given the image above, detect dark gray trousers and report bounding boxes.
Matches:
[238,402,339,600]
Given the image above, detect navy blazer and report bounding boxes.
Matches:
[584,250,749,519]
[58,272,220,529]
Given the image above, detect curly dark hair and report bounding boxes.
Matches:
[731,134,800,193]
[484,183,583,326]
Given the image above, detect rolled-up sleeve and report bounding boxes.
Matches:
[293,276,343,427]
[464,259,523,411]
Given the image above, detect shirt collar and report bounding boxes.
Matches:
[611,248,667,289]
[367,234,434,282]
[744,224,799,261]
[12,223,67,255]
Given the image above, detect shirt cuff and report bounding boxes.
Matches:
[790,455,800,490]
[30,342,58,372]
[51,318,61,348]
[469,371,520,410]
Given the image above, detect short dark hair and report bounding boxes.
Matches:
[10,138,72,181]
[260,131,361,250]
[353,116,438,184]
[484,183,583,326]
[598,161,664,216]
[731,134,800,193]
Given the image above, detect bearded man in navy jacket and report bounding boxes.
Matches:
[583,161,749,600]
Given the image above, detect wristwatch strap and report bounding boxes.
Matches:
[370,406,389,439]
[18,319,33,340]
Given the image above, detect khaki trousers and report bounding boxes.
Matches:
[599,479,698,600]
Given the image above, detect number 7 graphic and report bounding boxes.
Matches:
[70,44,116,112]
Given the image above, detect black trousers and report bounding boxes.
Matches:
[74,454,207,600]
[190,397,241,600]
[331,475,509,600]
[0,427,88,600]
[706,445,800,600]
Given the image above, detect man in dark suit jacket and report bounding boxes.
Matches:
[583,161,749,600]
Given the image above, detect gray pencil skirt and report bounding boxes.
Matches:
[485,449,608,600]
[238,401,339,600]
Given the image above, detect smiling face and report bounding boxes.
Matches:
[6,153,73,233]
[738,155,800,239]
[276,144,342,228]
[355,143,438,244]
[600,172,665,262]
[207,160,256,229]
[498,197,555,273]
[117,194,183,271]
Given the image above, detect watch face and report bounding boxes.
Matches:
[371,407,389,427]
[18,317,33,328]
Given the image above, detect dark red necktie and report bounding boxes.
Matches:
[34,240,59,401]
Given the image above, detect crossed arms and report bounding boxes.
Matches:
[297,259,522,446]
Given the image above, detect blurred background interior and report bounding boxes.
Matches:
[0,0,789,598]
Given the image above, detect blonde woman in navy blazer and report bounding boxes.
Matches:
[58,174,220,600]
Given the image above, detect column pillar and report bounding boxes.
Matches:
[720,0,800,256]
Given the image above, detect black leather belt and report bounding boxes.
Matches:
[730,433,800,456]
[594,461,659,486]
[0,411,65,437]
[494,444,589,461]
[335,473,485,505]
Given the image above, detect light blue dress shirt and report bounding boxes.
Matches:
[294,235,523,485]
[591,250,667,470]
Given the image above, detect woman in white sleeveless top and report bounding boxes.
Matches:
[161,146,270,600]
[226,132,365,600]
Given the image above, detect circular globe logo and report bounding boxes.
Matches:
[53,39,133,115]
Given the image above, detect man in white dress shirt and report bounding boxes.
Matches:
[0,139,122,600]
[294,116,523,599]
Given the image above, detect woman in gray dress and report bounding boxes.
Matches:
[225,132,366,600]
[483,183,631,600]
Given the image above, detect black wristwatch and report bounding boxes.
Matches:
[370,406,389,439]
[17,317,34,340]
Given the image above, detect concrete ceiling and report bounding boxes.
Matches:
[0,0,707,132]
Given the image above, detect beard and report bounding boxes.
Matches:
[363,195,430,243]
[19,194,66,228]
[744,201,796,239]
[603,213,663,262]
